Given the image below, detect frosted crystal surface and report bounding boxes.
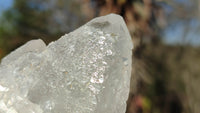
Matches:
[0,14,133,113]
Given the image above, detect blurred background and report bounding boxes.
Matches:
[0,0,200,113]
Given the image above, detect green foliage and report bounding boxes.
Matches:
[0,0,84,58]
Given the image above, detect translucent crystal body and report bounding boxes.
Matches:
[0,14,133,113]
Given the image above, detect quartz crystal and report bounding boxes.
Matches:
[0,14,133,113]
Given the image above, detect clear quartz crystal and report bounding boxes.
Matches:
[0,14,133,113]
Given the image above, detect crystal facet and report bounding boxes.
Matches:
[0,14,133,113]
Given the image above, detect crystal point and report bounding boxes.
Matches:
[0,14,133,113]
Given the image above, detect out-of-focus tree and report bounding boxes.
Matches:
[0,0,86,58]
[158,1,200,113]
[0,0,51,57]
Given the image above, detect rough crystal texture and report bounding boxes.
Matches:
[0,14,133,113]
